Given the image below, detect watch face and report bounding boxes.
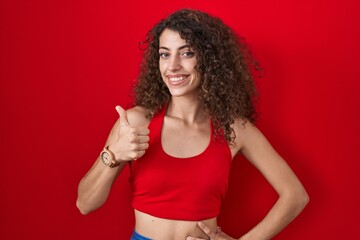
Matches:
[101,151,111,165]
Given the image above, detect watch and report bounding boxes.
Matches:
[100,146,121,168]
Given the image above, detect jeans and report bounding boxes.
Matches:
[130,230,152,240]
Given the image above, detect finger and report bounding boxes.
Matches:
[136,135,150,144]
[127,132,149,144]
[197,222,214,237]
[133,127,150,136]
[136,143,149,150]
[115,105,130,127]
[131,150,145,160]
[129,142,149,151]
[186,237,205,240]
[136,150,146,158]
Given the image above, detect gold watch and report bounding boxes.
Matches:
[100,146,121,168]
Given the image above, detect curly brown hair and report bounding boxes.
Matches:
[134,9,259,143]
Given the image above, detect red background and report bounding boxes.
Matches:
[1,0,359,239]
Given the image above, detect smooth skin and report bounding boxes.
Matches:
[76,29,309,240]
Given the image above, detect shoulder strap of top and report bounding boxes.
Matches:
[148,105,167,132]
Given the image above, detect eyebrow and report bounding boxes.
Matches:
[159,44,192,51]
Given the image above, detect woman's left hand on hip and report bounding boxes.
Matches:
[186,221,236,240]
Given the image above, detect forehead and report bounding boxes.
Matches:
[159,29,189,48]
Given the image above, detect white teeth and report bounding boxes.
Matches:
[169,76,187,82]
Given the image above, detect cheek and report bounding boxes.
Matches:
[159,60,166,72]
[159,65,166,81]
[185,61,197,72]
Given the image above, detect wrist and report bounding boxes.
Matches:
[100,146,122,168]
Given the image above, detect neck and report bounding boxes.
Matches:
[166,96,208,124]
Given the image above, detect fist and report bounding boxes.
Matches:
[109,105,150,161]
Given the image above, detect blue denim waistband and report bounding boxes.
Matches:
[130,230,152,240]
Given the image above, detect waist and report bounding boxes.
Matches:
[134,209,217,240]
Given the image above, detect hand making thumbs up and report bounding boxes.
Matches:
[108,105,150,161]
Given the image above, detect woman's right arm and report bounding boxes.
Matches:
[76,106,150,215]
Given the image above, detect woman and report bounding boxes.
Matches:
[76,9,309,240]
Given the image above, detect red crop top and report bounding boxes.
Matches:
[129,105,232,221]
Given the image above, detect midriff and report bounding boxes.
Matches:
[134,209,218,240]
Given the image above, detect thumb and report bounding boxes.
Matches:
[115,105,130,126]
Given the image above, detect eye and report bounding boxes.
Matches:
[159,52,169,59]
[182,51,195,58]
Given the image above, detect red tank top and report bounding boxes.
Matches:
[129,105,232,221]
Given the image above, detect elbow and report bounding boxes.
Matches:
[300,189,310,208]
[292,188,310,212]
[76,195,105,215]
[76,198,92,215]
[297,184,310,207]
[280,187,310,214]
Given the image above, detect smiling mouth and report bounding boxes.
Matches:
[167,75,189,86]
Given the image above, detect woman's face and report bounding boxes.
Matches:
[159,29,200,98]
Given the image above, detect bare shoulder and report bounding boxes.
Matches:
[230,118,264,156]
[231,117,282,170]
[125,105,151,127]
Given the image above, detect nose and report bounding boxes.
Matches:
[168,55,181,72]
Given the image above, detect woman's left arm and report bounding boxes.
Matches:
[232,119,309,239]
[187,119,309,240]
